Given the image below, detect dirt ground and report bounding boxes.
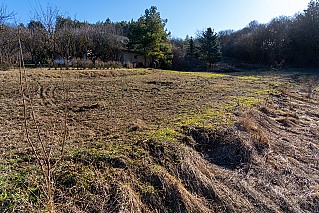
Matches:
[0,68,318,212]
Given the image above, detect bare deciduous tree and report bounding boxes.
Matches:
[0,3,14,24]
[33,4,60,60]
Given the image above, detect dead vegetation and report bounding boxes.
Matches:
[0,68,319,212]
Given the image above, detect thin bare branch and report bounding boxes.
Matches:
[0,4,15,24]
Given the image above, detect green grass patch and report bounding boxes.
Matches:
[230,96,262,108]
[236,75,261,81]
[174,107,230,129]
[174,95,261,130]
[252,89,270,95]
[0,165,37,211]
[164,70,230,78]
[146,127,181,142]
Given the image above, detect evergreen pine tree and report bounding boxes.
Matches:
[198,28,221,68]
[185,36,198,70]
[127,6,172,68]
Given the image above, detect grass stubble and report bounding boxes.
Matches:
[0,67,318,212]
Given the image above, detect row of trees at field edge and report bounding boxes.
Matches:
[219,0,319,67]
[171,29,221,71]
[1,0,319,70]
[0,5,220,70]
[172,0,319,70]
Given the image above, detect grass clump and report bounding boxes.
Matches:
[234,96,262,108]
[146,127,181,142]
[0,163,43,212]
[175,108,230,130]
[165,70,230,78]
[236,75,260,81]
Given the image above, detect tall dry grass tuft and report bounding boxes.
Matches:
[151,165,213,213]
[238,112,270,153]
[112,183,146,213]
[306,77,318,99]
[18,30,68,213]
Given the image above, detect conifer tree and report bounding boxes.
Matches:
[185,36,198,70]
[128,6,171,67]
[198,27,221,68]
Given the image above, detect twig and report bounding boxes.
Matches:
[18,28,68,213]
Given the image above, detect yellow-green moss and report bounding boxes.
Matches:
[146,127,181,141]
[174,107,229,129]
[164,70,229,78]
[234,96,262,108]
[237,75,260,81]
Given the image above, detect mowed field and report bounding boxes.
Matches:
[0,68,319,212]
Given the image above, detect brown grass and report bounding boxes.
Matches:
[1,68,319,212]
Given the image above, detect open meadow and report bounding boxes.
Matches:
[0,68,318,212]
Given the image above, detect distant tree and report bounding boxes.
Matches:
[198,28,221,68]
[219,20,282,65]
[31,5,61,61]
[24,20,48,64]
[55,17,75,62]
[171,37,187,71]
[186,37,196,60]
[90,21,127,61]
[218,0,319,68]
[128,6,172,68]
[294,0,319,65]
[185,36,199,70]
[0,25,19,67]
[264,17,291,65]
[0,3,16,69]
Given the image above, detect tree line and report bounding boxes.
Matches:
[218,0,319,67]
[171,0,319,70]
[0,4,222,71]
[0,6,171,69]
[1,0,319,71]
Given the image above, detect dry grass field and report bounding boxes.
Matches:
[0,68,318,212]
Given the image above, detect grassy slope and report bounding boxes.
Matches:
[0,68,318,212]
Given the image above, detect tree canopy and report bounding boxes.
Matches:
[218,0,319,67]
[1,1,319,71]
[128,6,172,68]
[198,28,221,68]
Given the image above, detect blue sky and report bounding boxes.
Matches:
[4,0,309,38]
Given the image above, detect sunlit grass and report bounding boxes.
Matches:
[252,89,270,95]
[163,70,230,78]
[236,75,261,81]
[174,107,230,129]
[146,127,181,141]
[174,95,262,130]
[234,96,262,107]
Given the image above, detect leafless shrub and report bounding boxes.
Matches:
[18,31,68,213]
[83,60,94,69]
[105,61,123,69]
[124,62,134,69]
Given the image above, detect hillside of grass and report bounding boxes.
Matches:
[0,68,318,212]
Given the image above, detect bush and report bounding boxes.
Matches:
[105,61,122,69]
[83,60,94,69]
[94,60,104,69]
[0,63,10,71]
[124,62,133,69]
